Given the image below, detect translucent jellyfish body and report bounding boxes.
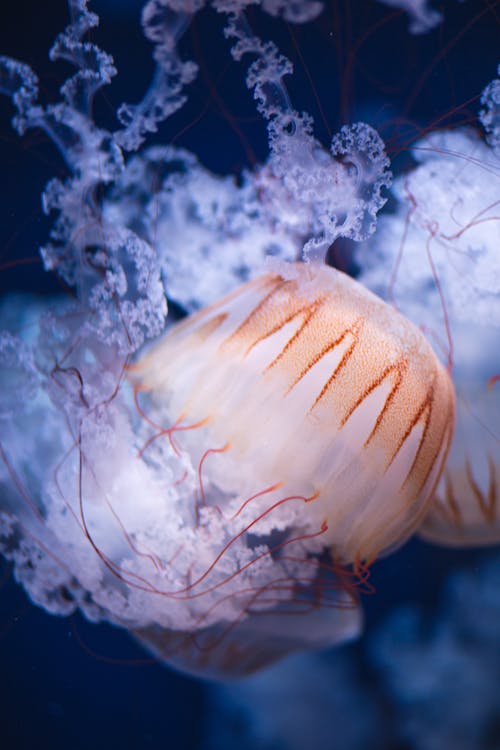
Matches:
[127,261,455,676]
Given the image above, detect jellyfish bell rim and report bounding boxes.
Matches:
[132,584,364,681]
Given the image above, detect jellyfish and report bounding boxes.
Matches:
[0,0,497,688]
[129,260,454,676]
[356,123,500,551]
[0,262,455,679]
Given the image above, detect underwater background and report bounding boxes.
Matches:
[0,1,499,749]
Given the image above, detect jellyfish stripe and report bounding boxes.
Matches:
[221,276,291,352]
[340,360,407,437]
[399,399,434,490]
[419,454,500,548]
[422,472,461,526]
[264,296,326,373]
[309,322,363,410]
[465,457,496,523]
[285,328,359,414]
[487,457,498,518]
[241,302,317,360]
[194,312,228,342]
[444,471,463,525]
[387,382,452,497]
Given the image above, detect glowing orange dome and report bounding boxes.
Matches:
[133,261,455,566]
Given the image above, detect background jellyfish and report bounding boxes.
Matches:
[0,1,499,749]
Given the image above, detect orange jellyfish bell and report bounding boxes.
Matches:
[127,261,455,678]
[133,261,455,563]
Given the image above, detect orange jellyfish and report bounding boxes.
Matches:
[128,260,455,678]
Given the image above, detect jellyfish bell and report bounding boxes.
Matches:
[132,578,364,681]
[134,264,452,559]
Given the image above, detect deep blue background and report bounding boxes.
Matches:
[0,1,498,748]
